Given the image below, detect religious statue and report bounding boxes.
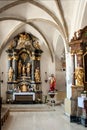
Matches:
[18,60,22,76]
[22,65,26,75]
[33,41,40,49]
[8,67,14,82]
[49,74,56,91]
[8,40,14,50]
[18,33,29,48]
[35,68,40,82]
[71,29,82,41]
[27,62,30,76]
[75,30,82,40]
[75,67,84,87]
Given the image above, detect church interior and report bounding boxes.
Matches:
[0,0,87,129]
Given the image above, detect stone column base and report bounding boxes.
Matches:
[64,98,71,116]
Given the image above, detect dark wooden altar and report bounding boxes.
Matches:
[69,26,87,126]
[6,32,43,103]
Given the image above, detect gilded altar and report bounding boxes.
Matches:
[69,26,87,123]
[6,32,43,103]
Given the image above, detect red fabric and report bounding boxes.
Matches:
[50,78,56,91]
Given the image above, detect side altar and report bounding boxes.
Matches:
[6,32,43,103]
[69,26,87,126]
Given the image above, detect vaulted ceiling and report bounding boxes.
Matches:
[0,0,87,61]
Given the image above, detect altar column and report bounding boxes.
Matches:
[35,54,41,82]
[8,55,12,70]
[71,52,75,85]
[31,52,35,82]
[7,54,13,82]
[77,50,83,67]
[12,51,18,82]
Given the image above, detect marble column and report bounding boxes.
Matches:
[35,55,41,82]
[12,52,18,82]
[31,52,35,82]
[71,54,75,85]
[8,55,12,70]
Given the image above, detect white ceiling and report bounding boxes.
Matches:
[0,0,87,61]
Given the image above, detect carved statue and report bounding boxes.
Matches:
[8,40,15,50]
[75,67,84,87]
[71,29,82,41]
[18,33,29,48]
[21,53,28,62]
[18,60,22,76]
[8,67,13,82]
[33,41,40,49]
[22,65,26,75]
[75,30,81,39]
[35,68,40,82]
[27,62,30,76]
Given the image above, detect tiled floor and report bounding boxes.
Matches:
[1,104,86,130]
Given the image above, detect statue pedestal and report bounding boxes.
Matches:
[48,92,58,106]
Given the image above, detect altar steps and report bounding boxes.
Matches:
[1,107,9,126]
[2,104,55,112]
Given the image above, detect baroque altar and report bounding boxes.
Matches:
[69,26,87,126]
[6,32,43,103]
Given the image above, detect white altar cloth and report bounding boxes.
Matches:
[13,92,35,101]
[78,97,87,108]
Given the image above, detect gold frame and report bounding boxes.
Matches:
[83,51,87,83]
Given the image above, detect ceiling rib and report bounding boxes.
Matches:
[55,0,68,39]
[0,20,54,62]
[0,0,66,40]
[29,22,54,62]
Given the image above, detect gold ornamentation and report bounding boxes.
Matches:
[32,56,36,60]
[76,50,83,55]
[18,49,31,59]
[36,57,40,60]
[35,68,40,82]
[70,50,76,55]
[12,56,18,60]
[8,40,15,49]
[32,52,35,55]
[8,67,14,82]
[27,62,30,76]
[22,65,26,75]
[21,84,27,92]
[75,67,84,87]
[18,33,29,48]
[8,56,12,60]
[33,41,40,49]
[18,60,22,75]
[21,53,28,62]
[77,56,82,61]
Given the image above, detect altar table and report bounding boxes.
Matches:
[13,92,35,101]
